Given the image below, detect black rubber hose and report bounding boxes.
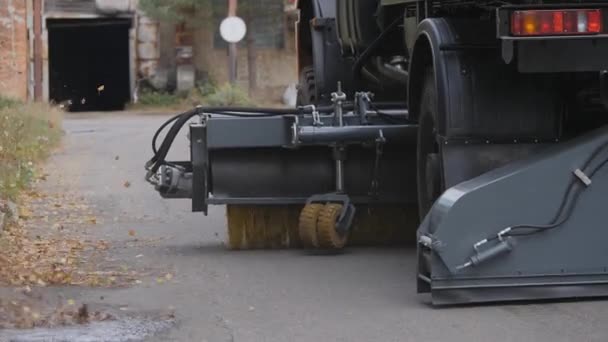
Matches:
[148,102,407,173]
[150,105,336,155]
[148,104,357,173]
[500,140,608,237]
[152,101,405,154]
[368,101,410,124]
[152,113,182,155]
[149,107,203,169]
[352,15,404,88]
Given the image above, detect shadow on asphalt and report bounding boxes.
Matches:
[161,242,415,258]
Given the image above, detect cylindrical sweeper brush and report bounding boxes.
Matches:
[226,205,419,249]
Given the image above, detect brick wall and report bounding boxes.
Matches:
[0,0,28,100]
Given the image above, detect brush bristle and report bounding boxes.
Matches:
[226,205,419,249]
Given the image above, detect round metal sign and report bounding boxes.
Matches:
[220,16,247,43]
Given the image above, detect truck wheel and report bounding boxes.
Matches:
[296,66,317,106]
[417,70,444,219]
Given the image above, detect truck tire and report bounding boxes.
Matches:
[296,66,317,106]
[417,70,444,219]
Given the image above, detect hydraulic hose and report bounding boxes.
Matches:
[146,101,408,177]
[482,139,608,241]
[147,105,350,175]
[352,15,404,89]
[457,137,608,271]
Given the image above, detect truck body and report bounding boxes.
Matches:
[147,0,608,305]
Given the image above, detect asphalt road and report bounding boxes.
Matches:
[6,112,608,342]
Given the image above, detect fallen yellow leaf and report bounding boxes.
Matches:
[19,208,33,220]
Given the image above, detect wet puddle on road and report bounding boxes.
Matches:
[0,316,175,342]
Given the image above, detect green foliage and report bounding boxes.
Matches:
[0,101,62,200]
[133,81,254,109]
[0,96,20,110]
[137,90,183,107]
[138,0,253,23]
[197,78,218,97]
[138,0,212,22]
[204,83,253,106]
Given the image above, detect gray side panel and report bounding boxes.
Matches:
[442,143,550,189]
[419,126,608,304]
[206,116,294,149]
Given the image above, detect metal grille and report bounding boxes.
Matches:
[45,0,97,14]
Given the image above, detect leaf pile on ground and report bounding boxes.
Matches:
[0,289,112,329]
[0,194,139,288]
[0,220,134,288]
[0,97,130,288]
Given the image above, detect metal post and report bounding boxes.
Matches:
[228,0,238,84]
[334,82,345,127]
[335,148,345,192]
[228,44,237,84]
[191,121,209,215]
[33,0,43,101]
[332,82,347,193]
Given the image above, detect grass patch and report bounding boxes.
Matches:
[204,83,253,107]
[131,82,254,110]
[0,96,19,109]
[0,96,62,200]
[136,89,183,108]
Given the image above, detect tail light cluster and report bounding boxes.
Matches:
[511,9,602,36]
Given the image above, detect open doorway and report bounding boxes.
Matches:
[48,18,131,111]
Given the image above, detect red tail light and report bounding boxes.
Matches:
[511,9,603,36]
[588,10,602,33]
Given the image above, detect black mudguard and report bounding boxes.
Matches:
[407,18,563,188]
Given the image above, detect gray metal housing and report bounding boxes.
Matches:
[202,112,417,206]
[418,126,608,305]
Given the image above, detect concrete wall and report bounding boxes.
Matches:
[137,14,160,79]
[43,0,157,102]
[0,0,28,100]
[193,21,297,99]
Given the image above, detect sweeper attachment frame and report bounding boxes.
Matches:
[145,87,608,305]
[146,86,419,249]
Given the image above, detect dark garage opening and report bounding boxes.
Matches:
[48,18,131,111]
